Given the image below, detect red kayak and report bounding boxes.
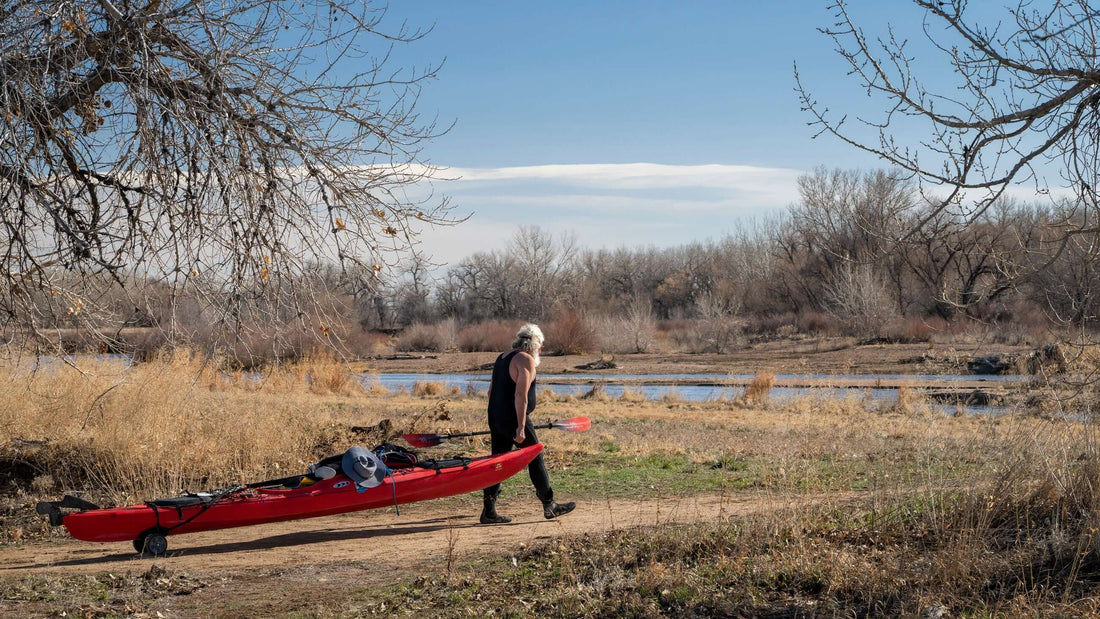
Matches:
[38,444,542,555]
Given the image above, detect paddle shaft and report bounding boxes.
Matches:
[245,474,307,489]
[432,421,556,441]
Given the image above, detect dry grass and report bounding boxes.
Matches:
[412,380,459,397]
[580,384,609,402]
[8,354,1100,614]
[353,394,1100,616]
[740,372,775,407]
[659,387,684,403]
[0,354,384,505]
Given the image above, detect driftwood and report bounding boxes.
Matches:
[575,356,617,370]
[350,419,399,442]
[967,355,1013,375]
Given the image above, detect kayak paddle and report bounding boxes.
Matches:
[403,416,591,448]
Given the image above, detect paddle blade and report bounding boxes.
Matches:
[551,416,591,432]
[403,433,446,448]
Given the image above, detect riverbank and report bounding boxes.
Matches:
[355,337,1038,377]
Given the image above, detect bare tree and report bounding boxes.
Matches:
[824,262,898,336]
[623,294,656,353]
[796,1,1100,287]
[771,169,912,314]
[509,226,578,319]
[691,290,742,354]
[0,0,452,349]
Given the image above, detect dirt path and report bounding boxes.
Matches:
[1,493,787,579]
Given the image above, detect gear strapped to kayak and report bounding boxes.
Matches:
[36,443,543,556]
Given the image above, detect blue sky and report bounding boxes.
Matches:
[378,1,952,265]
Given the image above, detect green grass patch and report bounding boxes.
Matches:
[551,452,761,498]
[545,449,989,499]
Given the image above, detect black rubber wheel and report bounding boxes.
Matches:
[134,530,169,556]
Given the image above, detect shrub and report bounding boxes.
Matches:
[544,309,595,355]
[458,320,520,352]
[396,320,457,352]
[796,310,843,336]
[594,299,658,354]
[824,263,900,337]
[343,329,394,357]
[744,312,797,336]
[900,317,934,342]
[690,293,743,353]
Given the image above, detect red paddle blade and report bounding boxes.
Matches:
[402,433,446,448]
[551,416,591,432]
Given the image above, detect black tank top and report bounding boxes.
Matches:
[487,349,537,431]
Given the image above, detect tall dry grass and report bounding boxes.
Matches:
[412,380,460,397]
[0,353,381,505]
[740,372,775,407]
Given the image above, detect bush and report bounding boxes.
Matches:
[457,320,520,352]
[396,320,457,352]
[544,309,595,355]
[594,298,658,353]
[343,329,394,357]
[595,315,659,354]
[795,309,844,337]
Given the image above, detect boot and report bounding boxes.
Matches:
[480,495,512,524]
[543,500,576,519]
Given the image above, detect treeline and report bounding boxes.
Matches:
[22,168,1099,359]
[373,169,1090,346]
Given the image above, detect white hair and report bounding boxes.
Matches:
[512,323,544,354]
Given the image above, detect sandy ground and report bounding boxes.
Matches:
[356,339,1033,378]
[1,493,772,578]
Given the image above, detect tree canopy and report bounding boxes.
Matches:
[0,0,450,346]
[797,1,1100,239]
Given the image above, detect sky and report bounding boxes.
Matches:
[372,1,980,267]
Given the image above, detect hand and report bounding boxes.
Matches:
[514,427,526,444]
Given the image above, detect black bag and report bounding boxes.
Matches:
[373,443,419,468]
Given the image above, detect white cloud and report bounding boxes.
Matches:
[415,219,520,266]
[446,162,799,192]
[409,162,804,268]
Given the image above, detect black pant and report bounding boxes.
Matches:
[483,419,553,504]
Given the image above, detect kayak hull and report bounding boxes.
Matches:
[62,444,542,543]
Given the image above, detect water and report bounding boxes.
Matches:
[549,373,1030,383]
[360,372,1018,414]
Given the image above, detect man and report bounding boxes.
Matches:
[480,323,576,524]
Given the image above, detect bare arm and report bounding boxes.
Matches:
[510,352,537,443]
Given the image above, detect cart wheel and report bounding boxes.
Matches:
[134,530,169,556]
